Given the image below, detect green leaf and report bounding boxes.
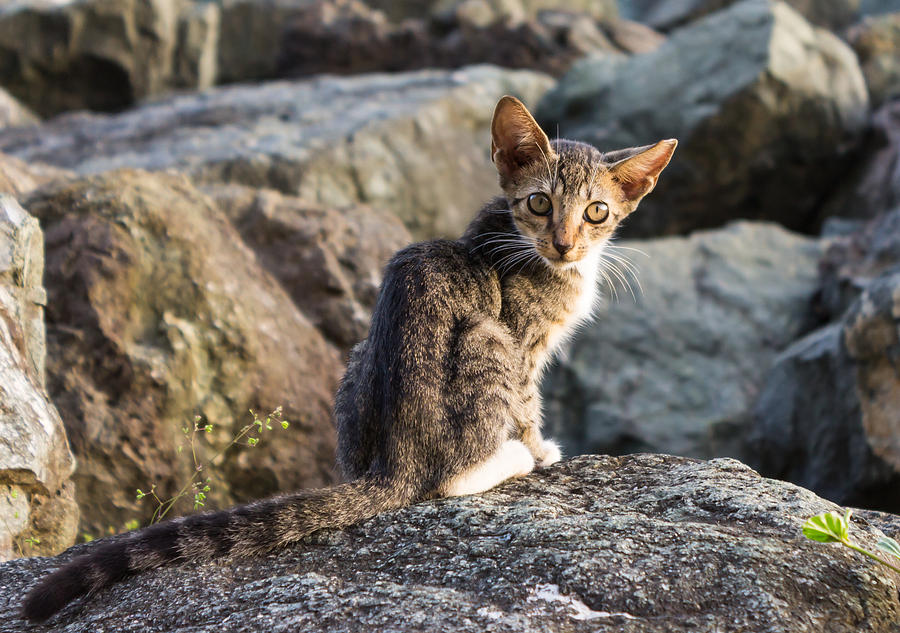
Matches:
[803,511,849,543]
[876,537,900,560]
[281,420,289,430]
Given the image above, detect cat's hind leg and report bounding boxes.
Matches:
[440,440,535,497]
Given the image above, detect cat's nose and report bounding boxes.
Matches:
[553,239,573,256]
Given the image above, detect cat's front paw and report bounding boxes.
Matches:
[536,439,562,468]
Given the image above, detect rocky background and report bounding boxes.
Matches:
[0,0,897,615]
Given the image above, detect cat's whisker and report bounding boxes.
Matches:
[512,251,542,277]
[602,251,642,279]
[607,243,650,259]
[497,246,538,277]
[599,259,629,301]
[498,250,532,276]
[601,252,644,297]
[596,265,619,303]
[600,257,640,302]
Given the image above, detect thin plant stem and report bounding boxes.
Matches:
[843,540,900,574]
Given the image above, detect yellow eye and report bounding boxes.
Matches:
[584,201,609,224]
[526,192,552,216]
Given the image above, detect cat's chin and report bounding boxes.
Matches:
[540,256,582,271]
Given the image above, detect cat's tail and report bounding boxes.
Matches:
[22,477,414,623]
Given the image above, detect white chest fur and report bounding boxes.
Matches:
[541,249,602,367]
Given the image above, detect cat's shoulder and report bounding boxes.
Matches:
[381,238,498,309]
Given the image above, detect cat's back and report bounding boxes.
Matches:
[372,238,501,331]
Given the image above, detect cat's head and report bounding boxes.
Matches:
[490,95,676,269]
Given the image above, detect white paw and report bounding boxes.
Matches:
[501,440,536,477]
[537,439,562,468]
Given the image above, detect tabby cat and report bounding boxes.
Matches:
[23,96,675,622]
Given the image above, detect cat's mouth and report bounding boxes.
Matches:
[540,252,582,270]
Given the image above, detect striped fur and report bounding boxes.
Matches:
[23,96,674,623]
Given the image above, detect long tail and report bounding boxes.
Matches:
[22,478,413,623]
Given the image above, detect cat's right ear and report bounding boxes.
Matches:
[491,96,554,181]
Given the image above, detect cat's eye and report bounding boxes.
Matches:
[527,192,552,216]
[584,201,609,224]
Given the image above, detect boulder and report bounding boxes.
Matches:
[0,195,78,560]
[542,222,822,461]
[750,270,900,512]
[23,170,343,536]
[275,3,652,80]
[817,208,900,321]
[0,66,554,240]
[847,13,900,108]
[365,0,619,22]
[538,0,870,238]
[1,454,899,631]
[0,154,70,200]
[203,184,412,353]
[626,0,867,30]
[821,99,900,224]
[0,89,38,128]
[0,0,218,116]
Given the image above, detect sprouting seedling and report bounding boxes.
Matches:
[802,509,900,574]
[135,407,290,525]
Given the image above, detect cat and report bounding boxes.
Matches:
[22,95,675,623]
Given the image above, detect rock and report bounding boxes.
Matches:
[203,184,412,352]
[367,0,619,22]
[538,0,870,238]
[1,454,899,630]
[0,66,554,240]
[0,0,219,116]
[275,4,646,80]
[627,0,867,30]
[821,99,900,224]
[624,0,735,30]
[0,154,71,200]
[215,0,315,85]
[0,195,78,560]
[600,17,667,53]
[817,208,900,321]
[0,89,38,128]
[23,170,343,535]
[848,13,900,108]
[750,270,900,512]
[542,222,823,461]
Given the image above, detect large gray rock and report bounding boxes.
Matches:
[0,0,218,116]
[0,66,553,240]
[543,222,822,461]
[750,270,900,511]
[1,454,899,631]
[0,195,78,560]
[538,0,870,237]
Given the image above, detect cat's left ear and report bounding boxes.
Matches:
[609,139,677,203]
[491,96,554,181]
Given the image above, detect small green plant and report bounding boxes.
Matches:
[803,509,900,574]
[136,407,289,525]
